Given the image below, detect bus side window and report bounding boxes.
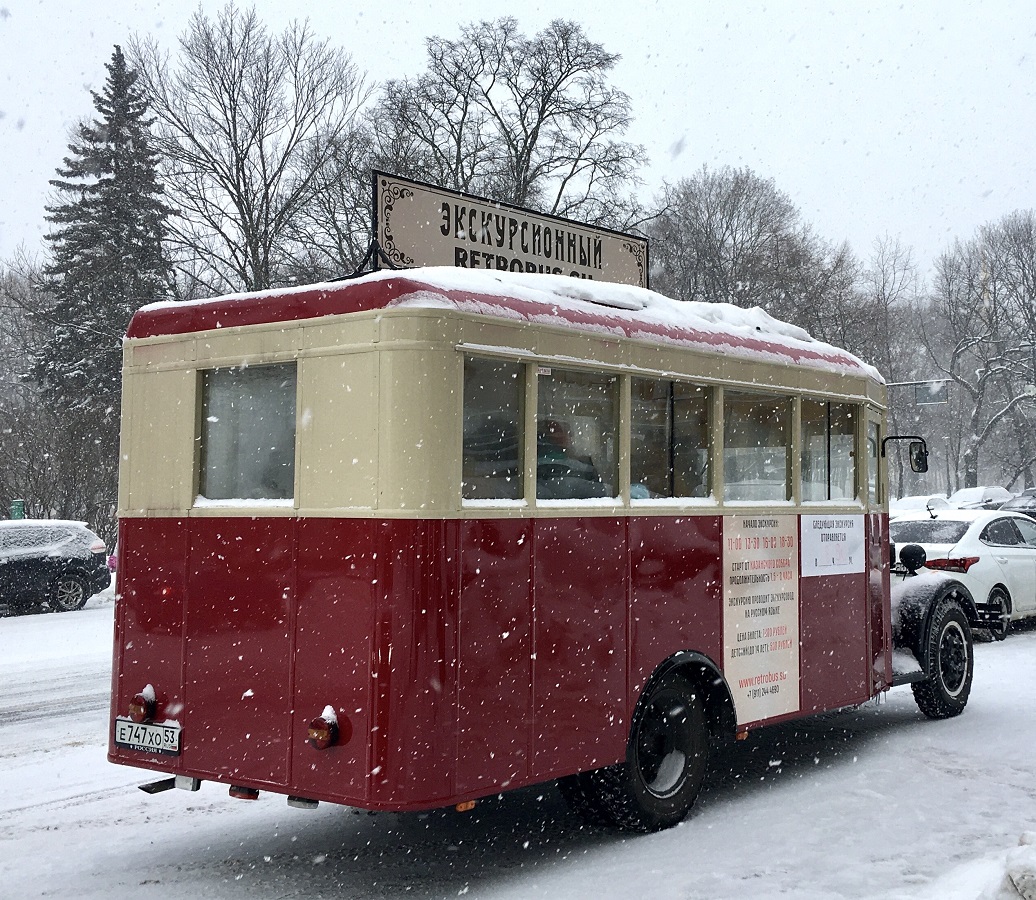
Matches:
[801,400,857,501]
[673,382,711,498]
[537,368,617,500]
[630,378,670,498]
[829,403,857,500]
[723,391,792,502]
[867,421,881,505]
[462,357,524,501]
[198,362,297,501]
[630,378,710,499]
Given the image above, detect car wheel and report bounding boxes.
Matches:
[51,573,89,612]
[987,587,1011,641]
[567,673,709,832]
[912,597,974,719]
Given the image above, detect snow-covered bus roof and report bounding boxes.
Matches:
[127,267,881,382]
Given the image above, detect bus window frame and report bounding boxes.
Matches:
[534,364,620,504]
[800,396,860,505]
[461,355,526,503]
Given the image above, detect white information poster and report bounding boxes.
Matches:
[723,515,800,724]
[800,515,866,577]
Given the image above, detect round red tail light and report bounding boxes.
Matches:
[307,715,339,750]
[128,689,156,724]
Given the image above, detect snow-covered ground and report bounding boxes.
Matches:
[2,590,1035,899]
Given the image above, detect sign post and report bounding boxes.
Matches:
[886,379,950,405]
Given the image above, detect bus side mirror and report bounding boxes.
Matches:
[882,434,930,473]
[909,441,929,474]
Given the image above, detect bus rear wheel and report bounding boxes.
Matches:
[563,673,709,832]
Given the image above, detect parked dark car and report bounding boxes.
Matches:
[999,494,1036,521]
[947,485,1014,510]
[0,520,111,614]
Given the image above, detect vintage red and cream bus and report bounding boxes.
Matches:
[108,267,975,832]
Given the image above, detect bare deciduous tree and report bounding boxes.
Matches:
[979,211,1036,489]
[0,263,40,405]
[856,237,936,496]
[860,237,921,380]
[921,227,1035,490]
[650,166,800,307]
[281,126,376,282]
[370,17,645,230]
[649,165,862,348]
[131,4,371,294]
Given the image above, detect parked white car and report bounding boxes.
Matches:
[890,508,1036,640]
[947,485,1013,510]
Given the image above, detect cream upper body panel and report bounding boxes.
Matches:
[118,268,885,518]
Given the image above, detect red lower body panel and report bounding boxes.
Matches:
[109,513,884,810]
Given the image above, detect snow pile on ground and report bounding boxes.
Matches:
[911,833,1036,899]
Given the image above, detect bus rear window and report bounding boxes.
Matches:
[198,363,297,501]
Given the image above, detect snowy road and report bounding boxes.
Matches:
[1,595,1035,899]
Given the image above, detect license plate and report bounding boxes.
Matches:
[114,717,181,756]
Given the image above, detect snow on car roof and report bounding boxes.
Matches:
[127,267,880,381]
[0,520,98,558]
[0,519,90,530]
[949,485,1012,499]
[890,507,1030,524]
[890,495,950,508]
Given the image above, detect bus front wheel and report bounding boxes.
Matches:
[562,673,709,832]
[912,597,974,719]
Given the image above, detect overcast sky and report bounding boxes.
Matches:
[1,0,1034,276]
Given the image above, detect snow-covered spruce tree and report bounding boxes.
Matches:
[30,46,171,538]
[35,45,171,413]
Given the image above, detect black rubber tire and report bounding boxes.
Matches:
[51,573,89,612]
[912,597,974,719]
[566,673,709,832]
[987,587,1010,641]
